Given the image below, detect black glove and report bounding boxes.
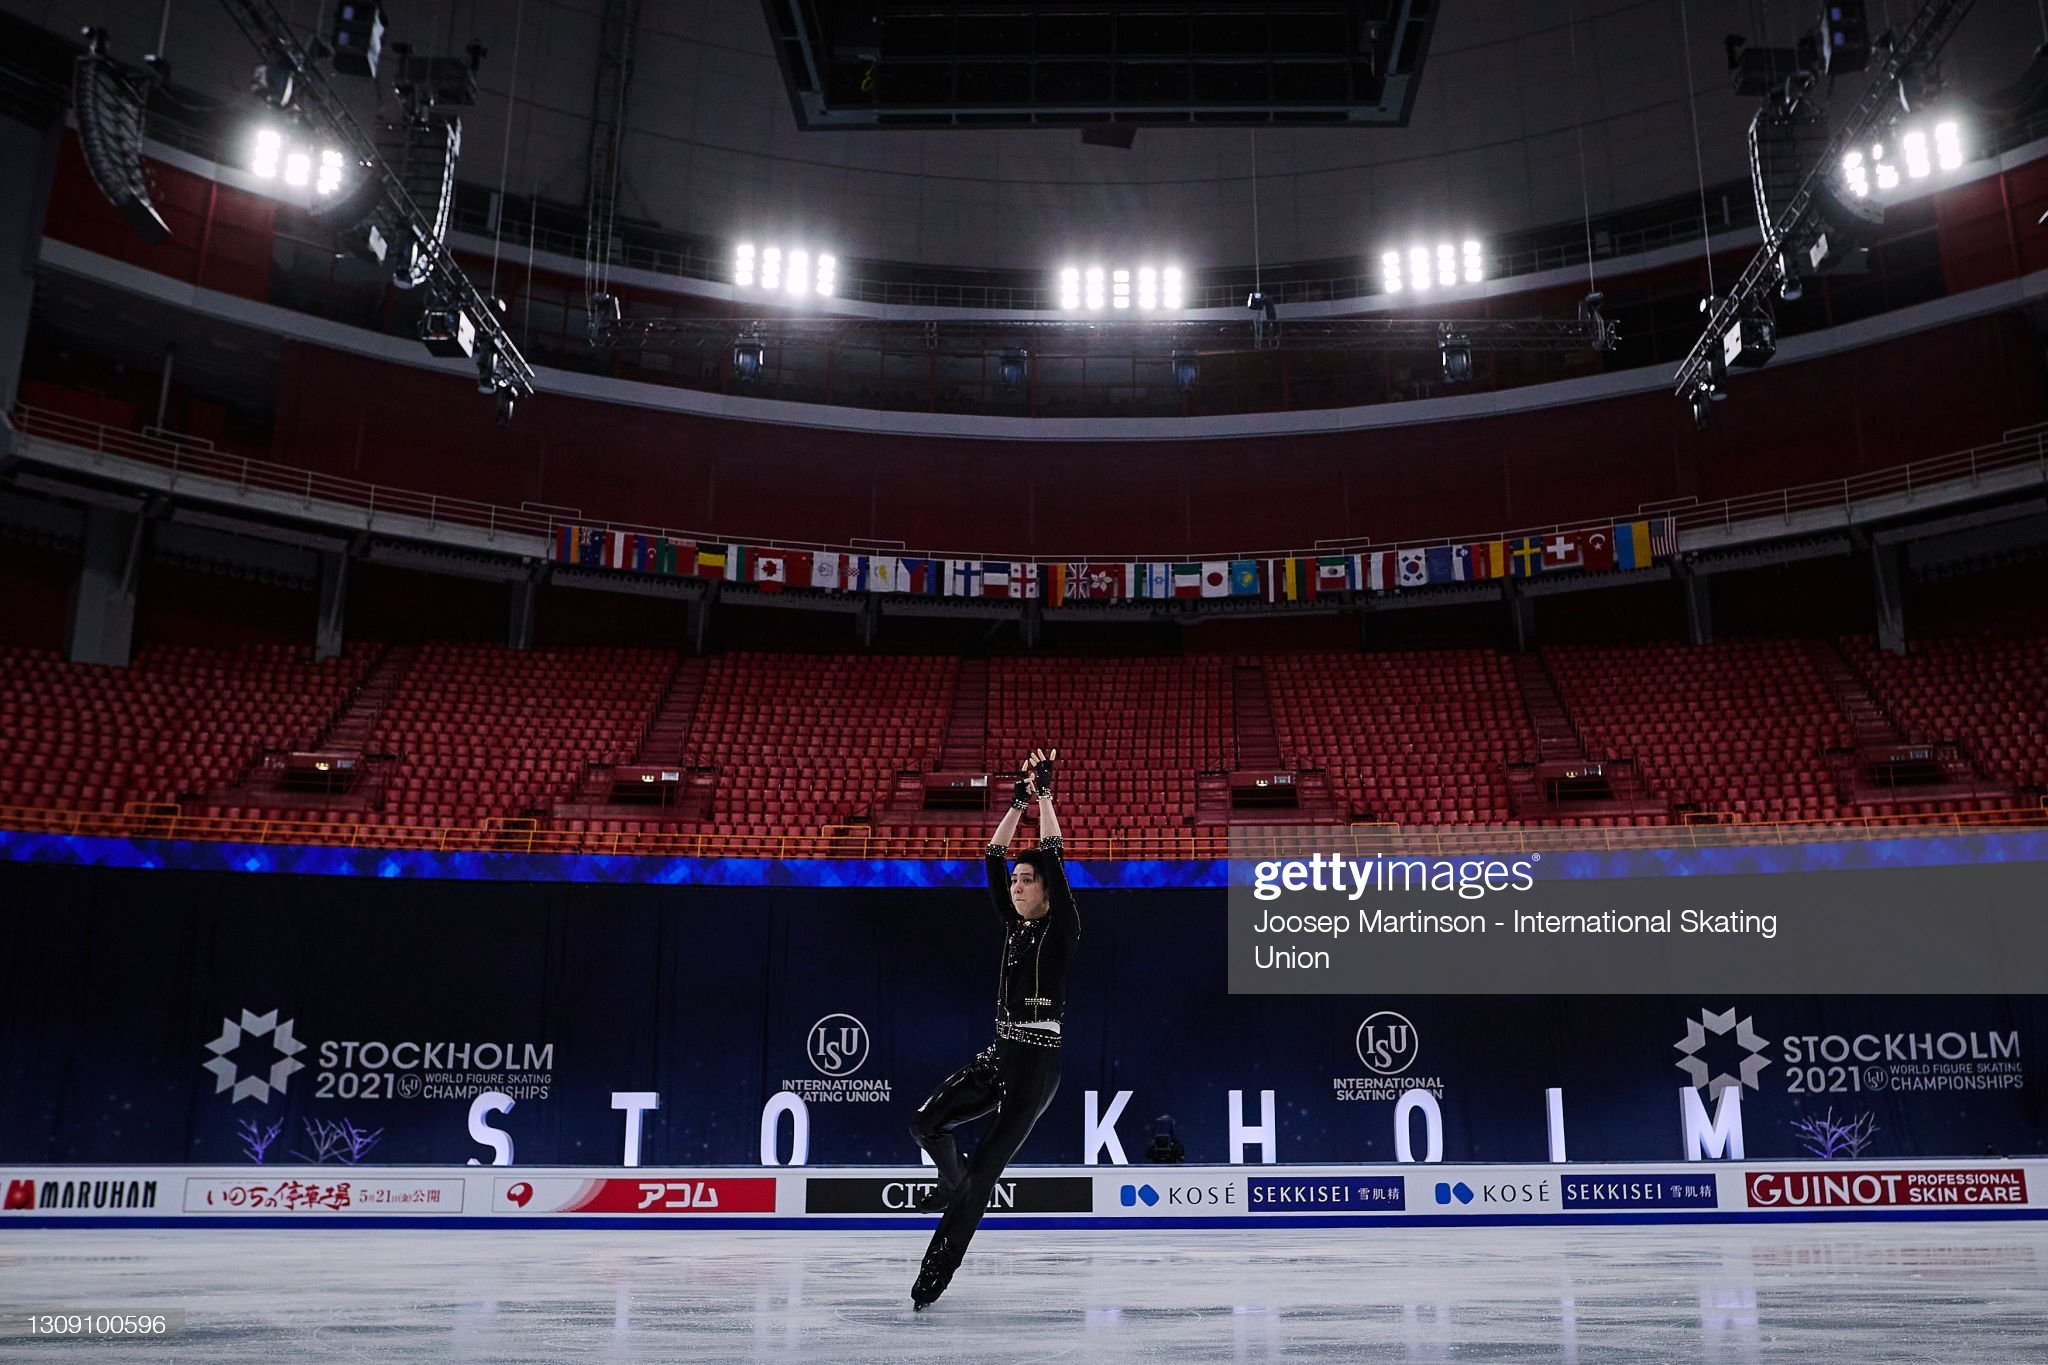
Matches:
[1033,754,1057,799]
[1010,772,1032,810]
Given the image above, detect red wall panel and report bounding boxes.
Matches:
[268,308,2042,556]
[44,135,275,302]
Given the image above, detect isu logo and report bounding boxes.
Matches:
[1355,1011,1419,1076]
[1746,1169,2027,1209]
[807,1014,870,1077]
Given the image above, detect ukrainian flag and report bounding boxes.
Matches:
[1614,520,1654,569]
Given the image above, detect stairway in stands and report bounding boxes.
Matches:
[564,655,712,814]
[638,656,710,766]
[937,658,990,771]
[1509,652,1665,819]
[1232,663,1283,769]
[1802,638,2005,807]
[211,643,417,808]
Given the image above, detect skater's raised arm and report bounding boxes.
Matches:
[984,766,1031,921]
[1028,752,1079,942]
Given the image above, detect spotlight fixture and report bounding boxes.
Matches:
[1690,383,1714,431]
[250,124,349,197]
[1171,350,1200,392]
[1439,333,1473,383]
[732,336,764,380]
[997,348,1029,394]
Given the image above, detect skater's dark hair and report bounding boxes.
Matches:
[1011,848,1052,880]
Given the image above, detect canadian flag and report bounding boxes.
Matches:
[755,553,788,590]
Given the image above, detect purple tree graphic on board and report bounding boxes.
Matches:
[1791,1108,1879,1159]
[292,1117,386,1165]
[237,1117,286,1164]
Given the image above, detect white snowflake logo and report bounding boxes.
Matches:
[1674,1008,1771,1097]
[202,1008,307,1105]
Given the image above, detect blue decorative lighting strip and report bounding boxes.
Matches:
[2,828,2045,887]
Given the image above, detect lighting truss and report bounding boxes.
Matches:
[1672,0,1975,403]
[212,0,535,396]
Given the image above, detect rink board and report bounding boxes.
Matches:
[4,1160,2044,1229]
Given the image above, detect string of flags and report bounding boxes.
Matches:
[550,519,1678,602]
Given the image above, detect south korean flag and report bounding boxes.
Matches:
[1397,548,1430,587]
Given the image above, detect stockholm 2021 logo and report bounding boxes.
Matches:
[806,1014,870,1078]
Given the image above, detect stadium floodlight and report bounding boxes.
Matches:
[1902,128,1930,179]
[1162,267,1183,309]
[316,148,344,195]
[1842,149,1870,198]
[787,248,810,296]
[253,126,282,178]
[734,243,755,287]
[1137,266,1157,310]
[815,254,836,296]
[761,246,782,291]
[284,149,311,187]
[1058,266,1081,310]
[1112,268,1131,309]
[1381,250,1402,293]
[1408,246,1431,291]
[1436,243,1457,288]
[1084,267,1105,310]
[1934,120,1962,171]
[1462,240,1483,284]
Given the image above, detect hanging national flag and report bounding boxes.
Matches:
[1044,563,1066,605]
[1230,560,1262,596]
[1397,548,1429,587]
[812,552,843,590]
[1316,556,1354,592]
[697,545,728,579]
[1021,562,1040,599]
[1144,562,1172,599]
[1172,563,1203,599]
[1542,532,1582,571]
[754,552,788,591]
[867,557,898,593]
[1199,561,1230,598]
[1360,551,1394,592]
[725,545,750,581]
[1609,522,1647,570]
[555,525,578,564]
[981,561,1012,598]
[1508,537,1545,578]
[948,560,982,596]
[898,557,936,594]
[1466,540,1505,580]
[1069,564,1119,600]
[574,527,601,568]
[1582,527,1617,572]
[1649,516,1678,556]
[1424,546,1456,583]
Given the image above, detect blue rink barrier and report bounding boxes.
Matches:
[4,1161,2044,1230]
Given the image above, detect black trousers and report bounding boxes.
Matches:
[908,1037,1061,1266]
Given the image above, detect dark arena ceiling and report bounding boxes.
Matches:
[762,0,1436,129]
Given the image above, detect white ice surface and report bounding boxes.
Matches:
[1,1223,2045,1362]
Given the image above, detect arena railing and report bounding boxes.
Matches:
[3,802,2043,862]
[11,403,2048,571]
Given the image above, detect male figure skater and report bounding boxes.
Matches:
[907,747,1078,1310]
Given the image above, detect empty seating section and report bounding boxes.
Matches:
[1840,634,2048,788]
[0,642,374,811]
[686,651,955,835]
[5,636,2045,844]
[985,656,1232,829]
[1545,639,1852,821]
[370,644,671,825]
[1266,651,1533,826]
